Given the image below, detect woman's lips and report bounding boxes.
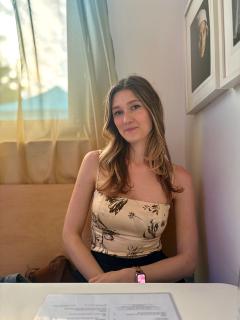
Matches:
[124,127,137,133]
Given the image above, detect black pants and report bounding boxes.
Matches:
[71,250,185,283]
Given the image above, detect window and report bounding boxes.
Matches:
[0,0,68,120]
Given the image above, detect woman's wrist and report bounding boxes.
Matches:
[121,267,137,282]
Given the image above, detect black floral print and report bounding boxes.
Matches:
[143,219,160,239]
[106,197,128,215]
[128,211,143,221]
[127,245,144,257]
[143,204,159,215]
[91,212,119,254]
[128,212,135,219]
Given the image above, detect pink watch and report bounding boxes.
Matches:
[135,266,146,283]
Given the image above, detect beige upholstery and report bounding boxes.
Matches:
[0,184,74,276]
[0,184,176,277]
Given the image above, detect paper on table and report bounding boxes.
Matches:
[33,292,181,320]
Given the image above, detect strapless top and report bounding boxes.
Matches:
[91,190,170,257]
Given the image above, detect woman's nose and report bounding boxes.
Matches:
[123,111,133,123]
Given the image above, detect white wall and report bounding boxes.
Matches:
[188,87,240,285]
[107,0,240,285]
[107,0,187,166]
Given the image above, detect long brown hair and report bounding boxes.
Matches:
[98,75,182,202]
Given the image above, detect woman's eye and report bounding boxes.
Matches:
[131,104,141,110]
[113,110,123,117]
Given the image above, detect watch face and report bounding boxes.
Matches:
[137,273,146,283]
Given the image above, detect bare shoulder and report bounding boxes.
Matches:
[172,164,193,188]
[75,150,100,185]
[82,150,100,167]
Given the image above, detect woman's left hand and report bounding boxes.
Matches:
[88,268,135,283]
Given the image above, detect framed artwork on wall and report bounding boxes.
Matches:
[185,0,225,114]
[219,0,240,88]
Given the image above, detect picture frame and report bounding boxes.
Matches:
[185,0,225,114]
[219,0,240,88]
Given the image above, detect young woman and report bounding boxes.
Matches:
[62,75,198,283]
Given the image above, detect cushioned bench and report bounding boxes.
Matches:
[0,184,74,276]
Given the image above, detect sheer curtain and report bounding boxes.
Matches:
[0,0,117,183]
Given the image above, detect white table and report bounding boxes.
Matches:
[0,283,237,320]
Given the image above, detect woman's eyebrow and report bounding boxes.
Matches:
[112,105,121,110]
[127,99,141,105]
[112,99,141,110]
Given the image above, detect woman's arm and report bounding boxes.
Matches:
[62,151,104,281]
[138,166,198,282]
[89,165,198,283]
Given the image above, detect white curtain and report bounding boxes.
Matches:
[0,0,117,183]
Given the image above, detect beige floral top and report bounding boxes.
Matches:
[91,190,170,258]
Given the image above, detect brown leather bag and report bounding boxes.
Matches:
[25,255,77,282]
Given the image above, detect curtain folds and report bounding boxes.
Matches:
[0,0,117,183]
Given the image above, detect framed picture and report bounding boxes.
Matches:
[219,0,240,88]
[185,0,225,114]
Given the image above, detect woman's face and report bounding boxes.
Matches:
[111,89,152,145]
